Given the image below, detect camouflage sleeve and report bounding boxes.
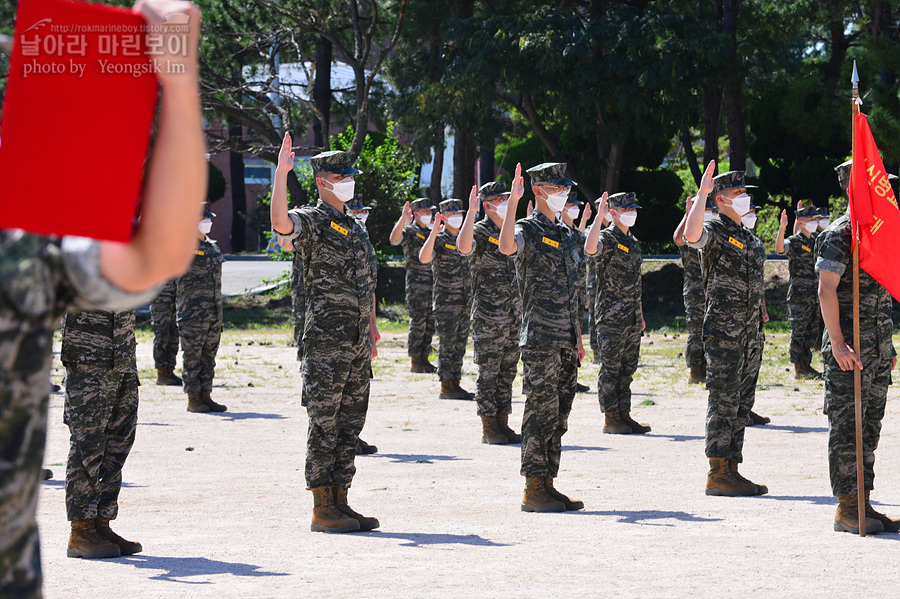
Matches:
[685,226,710,250]
[60,236,161,312]
[782,237,791,251]
[815,231,847,276]
[285,208,316,244]
[513,227,526,258]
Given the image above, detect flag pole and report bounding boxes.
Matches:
[851,60,866,537]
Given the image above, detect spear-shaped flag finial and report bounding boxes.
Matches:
[852,60,859,87]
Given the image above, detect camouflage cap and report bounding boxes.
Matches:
[566,191,584,206]
[478,181,511,200]
[309,150,362,175]
[816,206,831,218]
[526,162,577,187]
[439,198,465,213]
[410,197,436,212]
[712,170,757,194]
[796,206,819,218]
[835,159,898,183]
[202,203,216,218]
[346,194,371,211]
[608,192,641,210]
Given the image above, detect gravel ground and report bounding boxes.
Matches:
[37,329,900,599]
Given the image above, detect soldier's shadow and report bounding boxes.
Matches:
[360,531,510,547]
[643,434,705,442]
[116,554,289,584]
[757,425,828,434]
[369,453,469,464]
[574,510,723,526]
[213,412,288,421]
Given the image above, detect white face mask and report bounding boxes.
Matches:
[419,214,432,227]
[566,206,580,220]
[446,214,463,229]
[803,220,818,233]
[355,212,369,224]
[704,210,717,222]
[615,211,637,228]
[742,214,757,229]
[729,193,752,216]
[199,219,212,234]
[325,177,355,202]
[544,190,569,212]
[819,218,830,229]
[492,201,508,219]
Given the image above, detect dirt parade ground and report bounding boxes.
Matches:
[38,327,900,599]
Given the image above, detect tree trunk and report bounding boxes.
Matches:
[228,125,247,252]
[479,141,495,188]
[312,36,332,150]
[605,139,624,193]
[429,127,445,203]
[452,127,476,201]
[286,170,306,206]
[723,77,747,171]
[701,85,722,169]
[348,65,369,160]
[681,129,703,186]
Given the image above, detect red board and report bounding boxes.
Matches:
[0,0,159,242]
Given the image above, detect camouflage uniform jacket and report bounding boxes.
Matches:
[395,224,434,288]
[176,238,224,323]
[816,214,894,362]
[61,310,137,373]
[687,216,765,340]
[593,225,643,325]
[514,211,580,348]
[563,224,588,315]
[468,218,521,328]
[287,201,376,346]
[783,231,819,302]
[679,244,704,308]
[432,229,471,309]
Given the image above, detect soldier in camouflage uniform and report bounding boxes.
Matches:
[585,192,650,435]
[0,7,205,590]
[150,278,182,385]
[176,205,227,414]
[673,196,716,383]
[61,310,143,559]
[585,207,608,364]
[498,162,585,513]
[816,161,899,534]
[776,205,823,380]
[559,193,591,394]
[271,139,380,534]
[291,244,306,360]
[390,198,437,373]
[457,181,522,445]
[419,199,474,400]
[684,164,769,497]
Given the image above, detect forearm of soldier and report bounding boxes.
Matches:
[419,232,436,264]
[673,214,687,246]
[271,166,294,235]
[389,218,405,245]
[498,196,519,255]
[584,217,602,255]
[818,275,846,347]
[775,228,786,254]
[100,84,205,292]
[457,216,475,255]
[683,194,706,244]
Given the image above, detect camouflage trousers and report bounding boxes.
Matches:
[434,307,470,382]
[588,300,599,359]
[684,304,705,369]
[64,366,139,521]
[520,346,578,478]
[788,297,820,364]
[473,323,520,417]
[178,317,221,394]
[150,279,179,370]
[406,285,434,358]
[0,378,49,598]
[302,342,370,488]
[596,319,642,413]
[704,335,763,462]
[824,354,891,496]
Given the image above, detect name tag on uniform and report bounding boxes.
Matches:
[416,233,426,240]
[801,245,811,253]
[617,243,629,253]
[542,236,559,248]
[445,243,457,250]
[195,250,205,256]
[488,236,500,245]
[330,221,349,236]
[728,236,744,250]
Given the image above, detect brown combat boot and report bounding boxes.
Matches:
[602,411,632,435]
[94,517,142,555]
[480,415,508,445]
[155,367,183,386]
[67,519,121,559]
[454,380,475,400]
[521,477,566,513]
[333,486,379,531]
[621,411,651,434]
[200,389,227,412]
[310,487,360,533]
[794,361,822,380]
[356,438,378,455]
[748,410,770,426]
[410,355,436,373]
[544,478,584,511]
[864,491,900,533]
[496,413,521,444]
[727,460,768,495]
[834,493,884,534]
[705,458,763,497]
[186,391,209,413]
[439,379,473,400]
[688,364,705,384]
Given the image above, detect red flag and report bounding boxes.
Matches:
[849,111,900,300]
